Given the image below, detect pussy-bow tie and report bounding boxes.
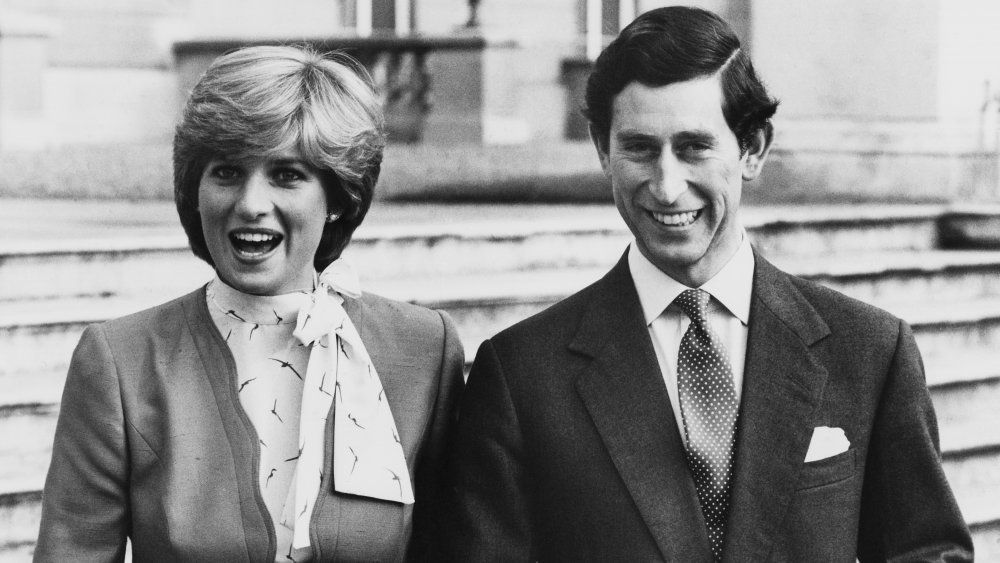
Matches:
[284,258,414,549]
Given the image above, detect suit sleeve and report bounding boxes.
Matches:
[438,338,534,562]
[408,311,466,561]
[857,320,973,562]
[33,324,129,563]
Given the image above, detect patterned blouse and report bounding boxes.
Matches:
[206,277,315,562]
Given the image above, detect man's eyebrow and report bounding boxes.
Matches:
[614,128,719,144]
[672,129,718,144]
[615,130,659,143]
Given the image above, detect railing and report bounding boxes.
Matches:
[173,34,487,144]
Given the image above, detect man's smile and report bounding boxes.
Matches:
[650,209,702,227]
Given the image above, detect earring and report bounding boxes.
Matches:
[326,211,341,223]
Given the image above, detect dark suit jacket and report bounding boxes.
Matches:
[35,286,465,563]
[442,251,972,562]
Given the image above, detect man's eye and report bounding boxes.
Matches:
[677,143,711,159]
[623,144,659,159]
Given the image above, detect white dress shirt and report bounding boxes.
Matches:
[627,233,755,445]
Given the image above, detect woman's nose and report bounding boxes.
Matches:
[234,172,273,219]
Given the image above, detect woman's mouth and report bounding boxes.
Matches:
[229,230,283,258]
[651,209,701,227]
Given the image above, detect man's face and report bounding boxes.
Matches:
[593,75,769,287]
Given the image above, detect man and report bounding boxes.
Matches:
[441,6,973,562]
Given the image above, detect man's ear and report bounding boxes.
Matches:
[589,124,612,178]
[741,122,774,181]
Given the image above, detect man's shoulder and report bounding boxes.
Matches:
[771,262,902,331]
[491,272,610,349]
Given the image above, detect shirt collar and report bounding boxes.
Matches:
[628,232,755,326]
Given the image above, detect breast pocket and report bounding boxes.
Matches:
[797,448,857,490]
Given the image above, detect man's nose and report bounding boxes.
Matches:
[649,151,688,204]
[234,171,273,219]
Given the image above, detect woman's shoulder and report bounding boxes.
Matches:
[98,286,207,340]
[357,291,446,329]
[353,291,461,353]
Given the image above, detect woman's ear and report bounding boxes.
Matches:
[741,122,774,181]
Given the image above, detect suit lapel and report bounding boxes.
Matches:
[722,254,830,561]
[572,255,713,562]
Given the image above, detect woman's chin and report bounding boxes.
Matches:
[216,258,314,297]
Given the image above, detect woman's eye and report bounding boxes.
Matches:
[210,165,241,181]
[274,169,305,183]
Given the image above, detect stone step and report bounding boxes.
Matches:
[4,264,1000,377]
[0,203,957,303]
[971,521,1000,563]
[768,249,1000,305]
[0,490,39,558]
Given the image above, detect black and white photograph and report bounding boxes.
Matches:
[0,1,997,561]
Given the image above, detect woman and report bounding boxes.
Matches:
[34,46,464,562]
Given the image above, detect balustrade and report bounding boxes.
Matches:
[173,34,485,144]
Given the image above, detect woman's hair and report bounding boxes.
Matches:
[174,45,386,271]
[584,6,778,153]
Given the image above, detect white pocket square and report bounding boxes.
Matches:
[804,426,850,462]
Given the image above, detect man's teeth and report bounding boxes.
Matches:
[234,232,276,242]
[652,211,699,226]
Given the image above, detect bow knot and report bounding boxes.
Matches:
[292,258,360,347]
[318,257,362,298]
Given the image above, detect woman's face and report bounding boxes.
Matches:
[198,151,328,295]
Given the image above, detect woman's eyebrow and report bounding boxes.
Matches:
[271,158,309,167]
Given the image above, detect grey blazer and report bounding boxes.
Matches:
[35,286,465,563]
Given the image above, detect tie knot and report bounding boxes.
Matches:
[675,289,711,323]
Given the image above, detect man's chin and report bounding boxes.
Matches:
[642,245,704,275]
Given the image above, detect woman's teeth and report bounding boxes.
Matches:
[234,232,276,243]
[652,210,699,226]
[230,232,282,255]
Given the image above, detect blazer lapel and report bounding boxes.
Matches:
[182,286,272,563]
[343,296,404,404]
[572,255,713,562]
[341,296,410,442]
[722,254,830,561]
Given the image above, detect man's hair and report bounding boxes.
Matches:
[173,45,386,271]
[583,6,778,152]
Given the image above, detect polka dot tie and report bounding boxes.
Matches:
[675,289,739,562]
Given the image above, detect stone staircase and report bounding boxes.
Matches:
[2,202,1000,560]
